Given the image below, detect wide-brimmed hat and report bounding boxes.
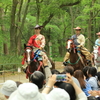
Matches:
[0,80,17,96]
[74,26,81,30]
[96,32,100,35]
[8,83,46,100]
[45,88,70,100]
[34,25,43,29]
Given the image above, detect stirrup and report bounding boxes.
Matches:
[63,62,68,66]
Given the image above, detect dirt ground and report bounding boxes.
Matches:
[0,62,64,100]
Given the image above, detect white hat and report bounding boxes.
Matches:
[1,80,17,96]
[45,88,70,100]
[34,25,43,29]
[8,83,46,100]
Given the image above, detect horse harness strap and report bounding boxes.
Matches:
[26,66,33,79]
[77,52,85,67]
[32,49,40,61]
[67,57,80,65]
[37,61,43,71]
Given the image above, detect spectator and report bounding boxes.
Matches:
[83,66,90,81]
[51,69,60,74]
[88,91,100,100]
[15,81,22,87]
[97,72,100,87]
[54,82,76,100]
[30,71,45,90]
[87,67,99,90]
[63,66,81,88]
[8,83,45,100]
[45,88,70,100]
[42,55,52,82]
[87,96,98,100]
[74,70,92,96]
[0,80,17,99]
[42,74,87,100]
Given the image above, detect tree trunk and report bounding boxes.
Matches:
[69,6,74,35]
[87,0,95,52]
[0,8,9,55]
[16,0,30,55]
[10,0,18,55]
[36,0,40,24]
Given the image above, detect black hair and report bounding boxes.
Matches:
[97,72,100,81]
[51,69,60,74]
[83,66,90,80]
[30,71,45,89]
[88,67,97,77]
[15,81,22,87]
[87,96,98,100]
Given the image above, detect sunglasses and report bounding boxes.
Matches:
[75,29,81,31]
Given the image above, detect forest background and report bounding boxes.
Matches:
[0,0,100,69]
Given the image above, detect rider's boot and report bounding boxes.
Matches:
[63,61,68,66]
[87,60,91,65]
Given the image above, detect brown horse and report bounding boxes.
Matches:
[65,39,89,71]
[22,44,55,80]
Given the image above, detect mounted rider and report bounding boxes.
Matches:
[63,26,92,66]
[22,25,52,70]
[93,32,100,58]
[95,32,100,46]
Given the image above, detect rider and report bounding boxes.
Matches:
[63,26,92,66]
[22,25,52,70]
[95,32,100,46]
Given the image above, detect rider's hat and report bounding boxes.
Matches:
[34,25,43,29]
[74,26,81,30]
[96,32,100,36]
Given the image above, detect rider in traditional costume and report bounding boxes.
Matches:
[93,32,100,60]
[22,25,52,72]
[63,26,92,66]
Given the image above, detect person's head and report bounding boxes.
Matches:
[64,66,74,76]
[34,25,43,34]
[97,71,100,81]
[8,83,45,100]
[46,88,70,100]
[83,66,90,80]
[30,71,45,89]
[96,32,100,38]
[87,67,97,77]
[74,70,85,89]
[15,81,22,87]
[87,96,98,100]
[0,80,17,99]
[74,26,81,35]
[54,82,76,100]
[51,69,60,74]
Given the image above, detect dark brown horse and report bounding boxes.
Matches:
[65,39,88,71]
[22,44,55,80]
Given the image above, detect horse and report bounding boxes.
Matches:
[93,45,100,70]
[22,44,55,80]
[64,39,90,71]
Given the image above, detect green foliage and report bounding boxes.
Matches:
[0,55,22,69]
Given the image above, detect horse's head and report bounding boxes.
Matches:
[24,46,34,65]
[66,39,74,52]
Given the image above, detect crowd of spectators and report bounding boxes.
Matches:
[0,56,100,100]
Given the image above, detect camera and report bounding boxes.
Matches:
[56,74,66,82]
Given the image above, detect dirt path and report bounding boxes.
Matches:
[0,61,64,100]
